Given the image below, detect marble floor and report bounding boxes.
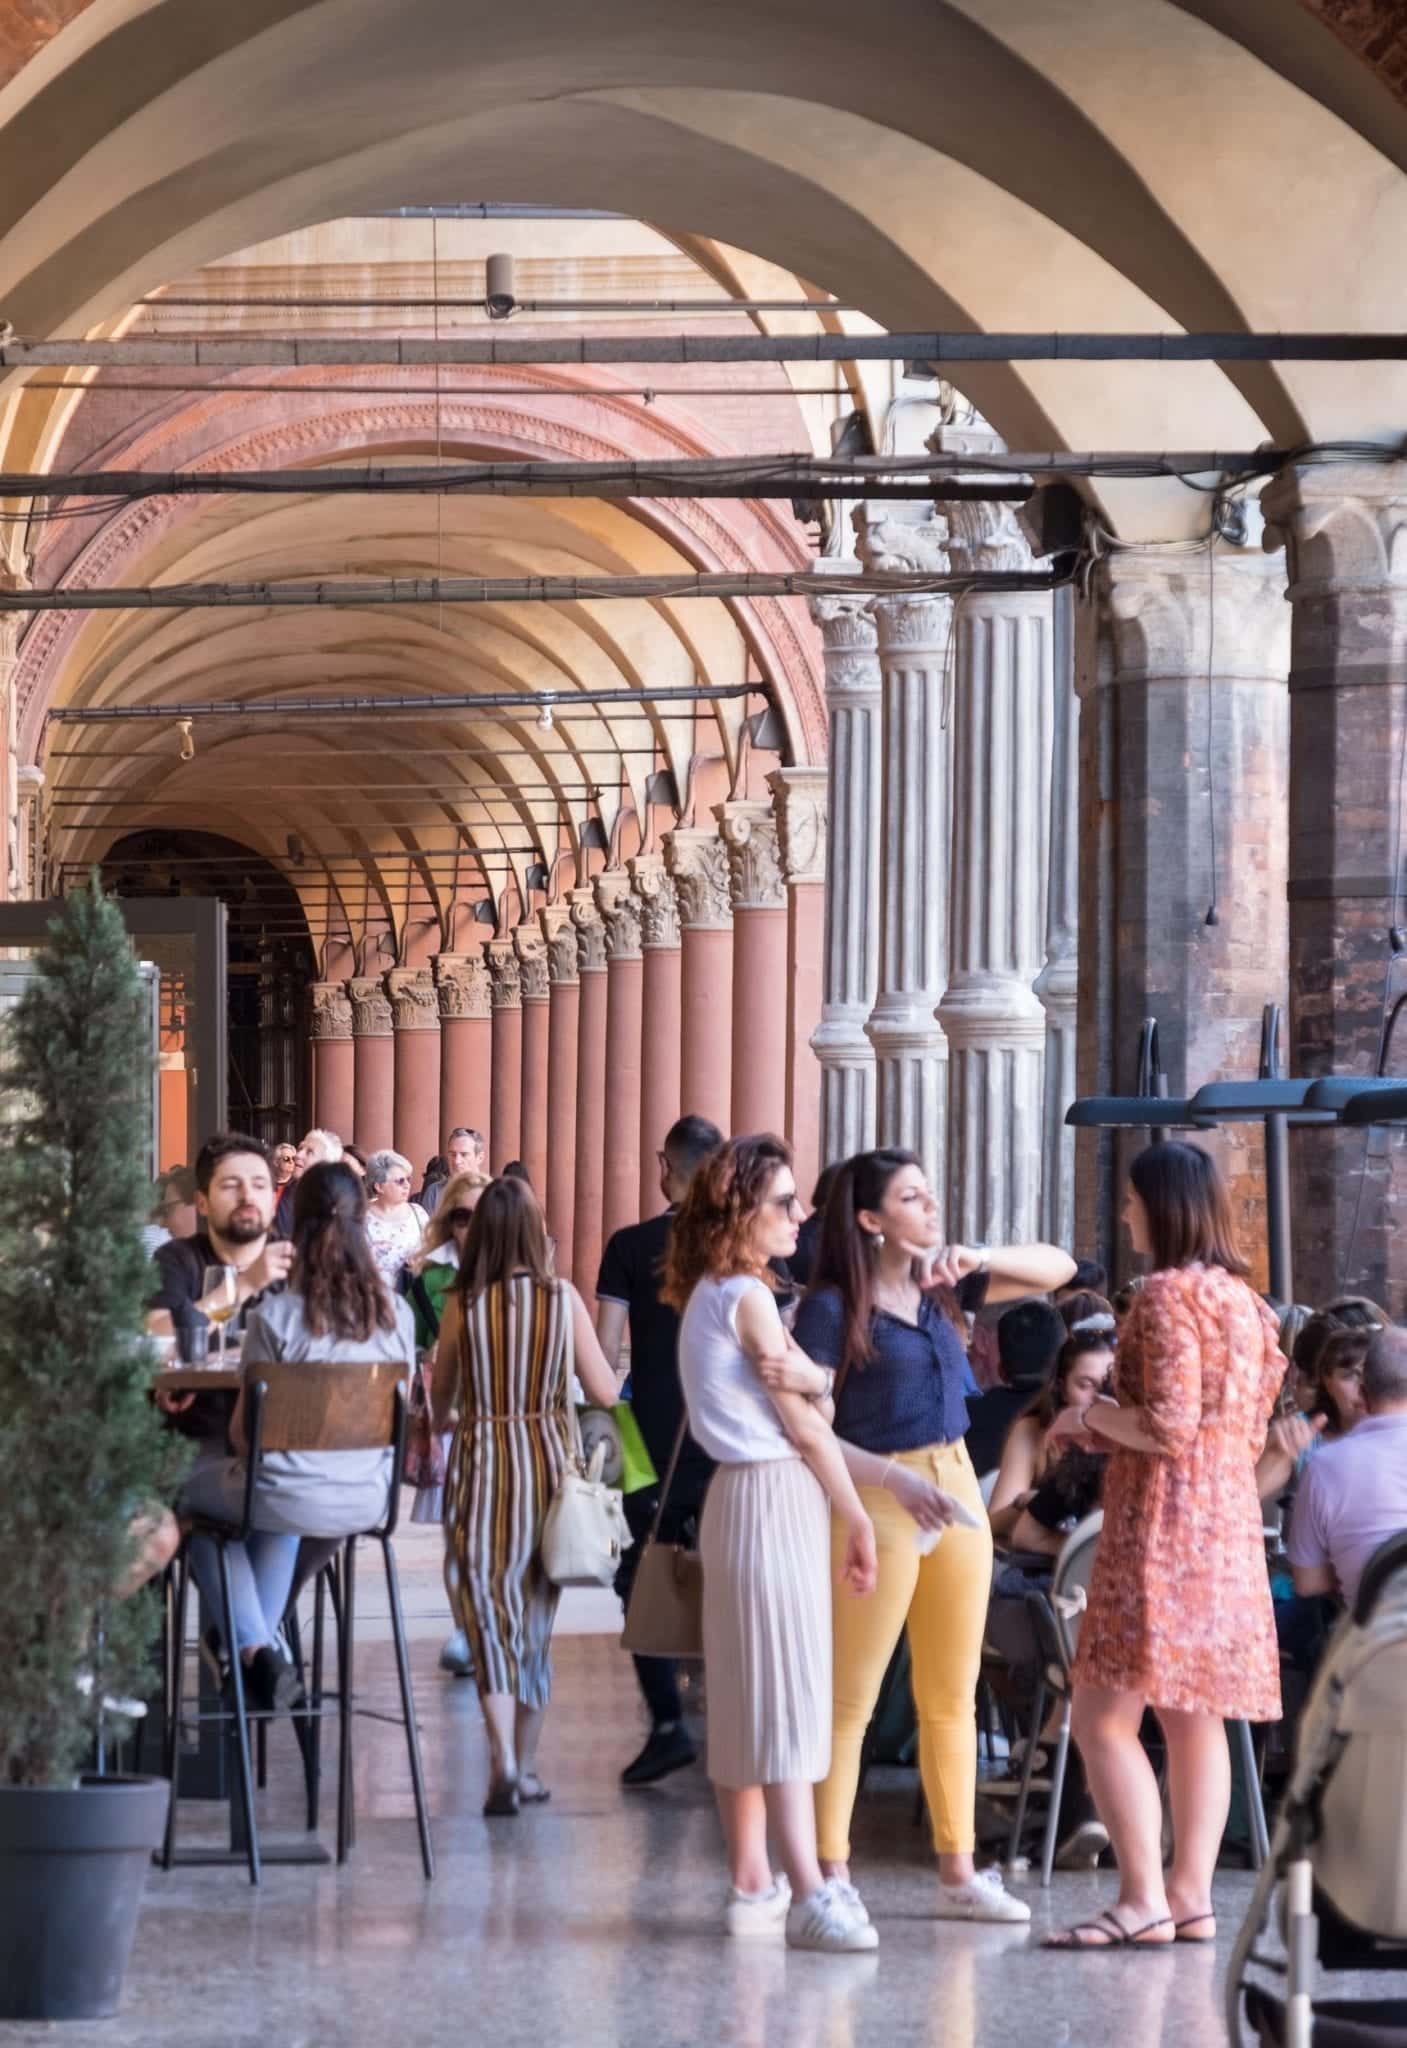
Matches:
[1,1529,1352,2047]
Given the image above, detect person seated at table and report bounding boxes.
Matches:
[965,1300,1067,1479]
[988,1328,1115,1542]
[1285,1324,1407,1636]
[1256,1326,1369,1504]
[178,1161,415,1712]
[1286,1296,1387,1414]
[1055,1289,1117,1339]
[140,1164,198,1260]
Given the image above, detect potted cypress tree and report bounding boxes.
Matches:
[0,880,188,2020]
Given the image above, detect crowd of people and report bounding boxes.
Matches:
[139,1109,1407,1956]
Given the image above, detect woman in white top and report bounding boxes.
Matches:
[364,1147,429,1289]
[664,1133,946,1954]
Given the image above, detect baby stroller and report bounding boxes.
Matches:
[1227,1530,1407,2048]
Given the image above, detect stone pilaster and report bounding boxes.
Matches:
[768,764,828,1201]
[1077,538,1291,1272]
[860,510,954,1182]
[1035,587,1080,1250]
[938,468,1054,1246]
[1263,462,1407,1304]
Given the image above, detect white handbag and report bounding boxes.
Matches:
[540,1307,633,1589]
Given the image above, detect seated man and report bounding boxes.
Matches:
[1287,1324,1407,1624]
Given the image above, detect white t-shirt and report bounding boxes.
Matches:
[678,1273,798,1467]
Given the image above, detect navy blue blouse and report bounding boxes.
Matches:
[792,1280,982,1455]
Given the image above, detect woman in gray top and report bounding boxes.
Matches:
[180,1161,414,1712]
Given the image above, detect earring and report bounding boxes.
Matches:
[871,1232,884,1251]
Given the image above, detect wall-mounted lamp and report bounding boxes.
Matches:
[176,719,195,762]
[485,253,516,320]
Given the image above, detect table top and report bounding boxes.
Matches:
[155,1366,243,1393]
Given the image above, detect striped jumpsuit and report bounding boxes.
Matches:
[443,1274,573,1708]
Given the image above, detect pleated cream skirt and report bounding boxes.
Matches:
[699,1457,832,1788]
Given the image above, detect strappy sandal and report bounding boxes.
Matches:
[482,1775,520,1817]
[1043,1910,1175,1951]
[1173,1914,1216,1944]
[518,1775,552,1805]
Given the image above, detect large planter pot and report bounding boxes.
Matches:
[0,1774,170,2020]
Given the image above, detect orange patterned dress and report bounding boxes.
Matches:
[1073,1263,1284,1720]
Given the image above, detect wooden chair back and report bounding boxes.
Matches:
[248,1358,409,1453]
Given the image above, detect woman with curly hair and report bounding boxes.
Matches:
[663,1133,893,1954]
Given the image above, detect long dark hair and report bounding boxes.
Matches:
[1128,1141,1249,1276]
[809,1147,963,1382]
[661,1134,790,1311]
[1309,1327,1371,1435]
[455,1175,553,1299]
[1027,1331,1116,1429]
[291,1161,397,1340]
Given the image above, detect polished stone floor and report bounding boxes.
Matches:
[0,1531,1353,2046]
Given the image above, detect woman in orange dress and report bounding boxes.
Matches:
[1044,1142,1283,1951]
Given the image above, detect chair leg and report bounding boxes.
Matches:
[1235,1719,1270,1870]
[161,1552,192,1869]
[306,1566,328,1833]
[336,1538,357,1864]
[381,1536,435,1881]
[1041,1704,1073,1889]
[217,1542,261,1887]
[256,1716,268,1790]
[1007,1677,1047,1866]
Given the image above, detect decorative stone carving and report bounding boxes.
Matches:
[713,802,786,912]
[664,827,733,931]
[629,853,681,950]
[347,976,393,1039]
[1094,543,1290,688]
[858,510,950,579]
[568,885,608,973]
[485,941,522,1009]
[539,904,579,986]
[383,966,439,1031]
[309,981,354,1041]
[927,423,1035,575]
[433,950,492,1021]
[1263,461,1407,599]
[599,886,643,962]
[765,768,828,888]
[514,924,550,1002]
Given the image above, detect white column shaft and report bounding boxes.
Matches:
[1036,586,1079,1248]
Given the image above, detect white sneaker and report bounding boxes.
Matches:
[829,1877,872,1925]
[786,1879,881,1952]
[934,1868,1031,1924]
[725,1875,791,1937]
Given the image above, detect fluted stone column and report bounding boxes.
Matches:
[664,827,734,1134]
[434,949,492,1155]
[309,981,355,1140]
[348,975,395,1153]
[13,762,43,902]
[385,966,440,1181]
[809,572,882,1165]
[938,490,1054,1245]
[716,801,789,1139]
[766,768,828,1197]
[1,594,25,901]
[862,512,954,1180]
[630,853,682,1215]
[515,923,551,1199]
[486,941,523,1173]
[1076,540,1290,1273]
[597,869,646,1245]
[542,907,580,1274]
[1263,463,1407,1304]
[570,887,609,1296]
[1036,588,1080,1249]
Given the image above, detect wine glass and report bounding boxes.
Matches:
[201,1265,238,1366]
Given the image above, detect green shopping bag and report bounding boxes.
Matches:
[577,1400,658,1494]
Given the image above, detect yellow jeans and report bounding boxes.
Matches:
[816,1439,993,1860]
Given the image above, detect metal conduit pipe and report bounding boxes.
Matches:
[48,682,753,721]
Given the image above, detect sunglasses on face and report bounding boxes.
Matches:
[447,1207,474,1228]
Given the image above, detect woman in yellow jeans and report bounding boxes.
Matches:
[772,1148,1074,1921]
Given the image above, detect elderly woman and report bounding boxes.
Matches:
[364,1147,429,1289]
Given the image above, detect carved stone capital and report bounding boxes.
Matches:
[598,878,643,962]
[568,885,608,973]
[628,853,681,950]
[514,923,550,1002]
[664,826,733,931]
[714,801,787,912]
[943,496,1035,574]
[309,980,354,1041]
[810,562,882,709]
[485,940,522,1009]
[592,868,633,921]
[857,508,951,579]
[383,966,439,1032]
[766,767,828,887]
[1262,462,1407,600]
[1090,544,1291,692]
[433,950,492,1021]
[347,976,393,1039]
[540,905,580,986]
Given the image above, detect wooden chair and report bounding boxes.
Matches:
[160,1358,435,1884]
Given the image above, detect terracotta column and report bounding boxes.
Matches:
[348,975,395,1154]
[809,568,882,1164]
[486,941,523,1173]
[384,966,441,1183]
[515,922,551,1198]
[433,949,492,1155]
[308,981,355,1141]
[1076,539,1290,1276]
[664,826,734,1134]
[596,869,645,1245]
[630,852,682,1214]
[862,511,955,1180]
[1036,588,1080,1250]
[768,767,828,1203]
[1264,464,1407,1304]
[570,887,609,1296]
[542,906,580,1276]
[715,799,789,1140]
